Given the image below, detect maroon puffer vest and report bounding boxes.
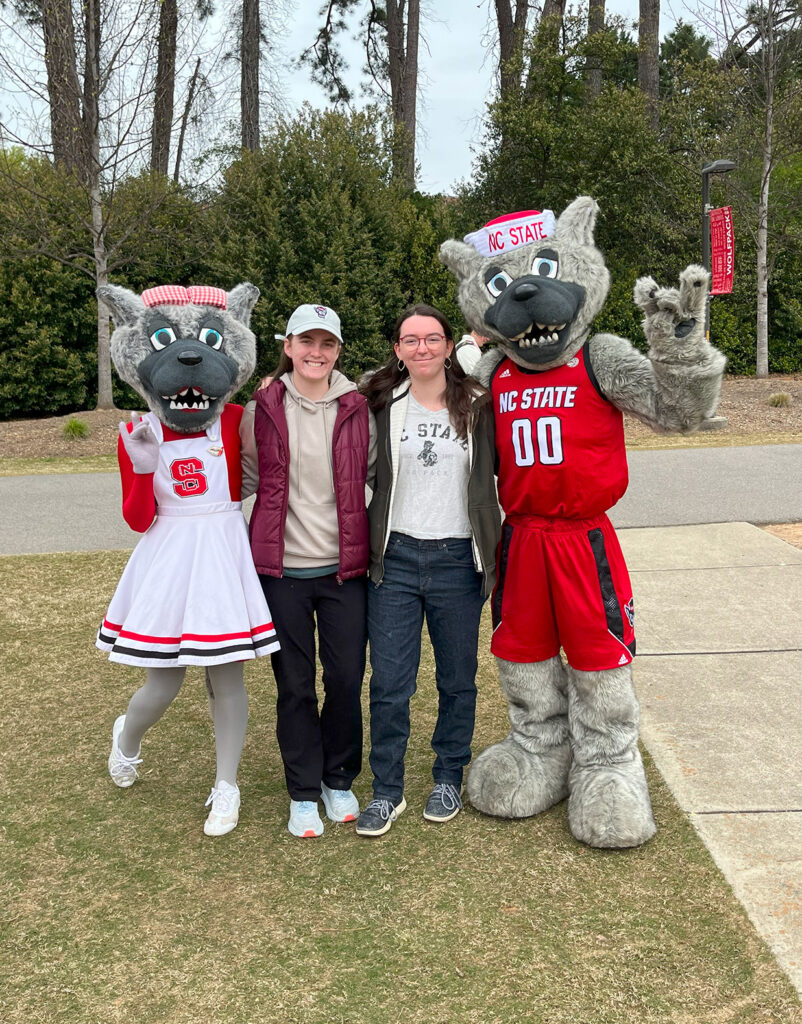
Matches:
[249,380,370,580]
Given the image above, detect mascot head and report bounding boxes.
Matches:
[97,283,259,432]
[440,197,610,371]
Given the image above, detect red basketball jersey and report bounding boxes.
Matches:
[491,348,628,519]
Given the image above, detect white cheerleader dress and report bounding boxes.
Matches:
[96,411,279,668]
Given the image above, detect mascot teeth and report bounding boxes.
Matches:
[514,323,567,351]
[164,386,212,411]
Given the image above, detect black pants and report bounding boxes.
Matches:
[260,573,366,800]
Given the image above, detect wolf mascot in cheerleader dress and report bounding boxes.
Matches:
[96,283,279,836]
[442,198,725,848]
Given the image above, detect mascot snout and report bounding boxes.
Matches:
[137,340,239,427]
[485,275,585,364]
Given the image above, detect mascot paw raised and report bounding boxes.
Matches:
[442,198,726,848]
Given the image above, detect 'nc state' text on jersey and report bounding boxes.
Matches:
[497,385,578,413]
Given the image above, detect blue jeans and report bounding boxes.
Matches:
[367,532,486,803]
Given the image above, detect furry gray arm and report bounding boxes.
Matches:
[589,265,726,433]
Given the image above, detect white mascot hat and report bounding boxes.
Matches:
[464,209,556,257]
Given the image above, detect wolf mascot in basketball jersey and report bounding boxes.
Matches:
[95,283,279,837]
[441,197,725,848]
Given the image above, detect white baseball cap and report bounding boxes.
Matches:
[285,304,343,344]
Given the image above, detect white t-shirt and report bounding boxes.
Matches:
[390,394,471,539]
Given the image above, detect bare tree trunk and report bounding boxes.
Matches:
[638,0,659,130]
[756,152,771,378]
[40,0,83,170]
[541,0,565,23]
[386,0,419,191]
[386,0,403,114]
[93,190,114,408]
[80,0,114,407]
[755,27,774,378]
[400,0,419,189]
[585,0,605,100]
[241,0,260,151]
[525,0,565,98]
[174,57,201,182]
[81,0,100,187]
[494,0,529,103]
[151,0,178,174]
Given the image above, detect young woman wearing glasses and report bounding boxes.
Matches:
[356,304,501,836]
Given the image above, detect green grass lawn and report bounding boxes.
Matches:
[2,551,800,1024]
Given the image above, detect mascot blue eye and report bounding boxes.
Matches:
[199,327,223,349]
[150,326,176,350]
[532,256,559,278]
[486,271,513,297]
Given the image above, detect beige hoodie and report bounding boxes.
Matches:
[241,370,376,569]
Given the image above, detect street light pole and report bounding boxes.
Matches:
[701,159,736,338]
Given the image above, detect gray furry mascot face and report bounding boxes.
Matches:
[97,283,260,432]
[440,197,609,370]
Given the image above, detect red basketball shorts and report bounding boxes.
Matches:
[490,512,635,671]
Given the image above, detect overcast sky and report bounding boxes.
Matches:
[277,0,692,195]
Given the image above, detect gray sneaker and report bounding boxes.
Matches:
[423,783,463,822]
[355,796,407,837]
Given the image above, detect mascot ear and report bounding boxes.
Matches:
[97,285,144,327]
[227,283,260,327]
[439,239,484,281]
[553,196,599,248]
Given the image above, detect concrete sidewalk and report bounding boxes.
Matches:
[620,522,802,997]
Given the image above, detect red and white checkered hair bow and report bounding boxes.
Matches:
[141,285,228,310]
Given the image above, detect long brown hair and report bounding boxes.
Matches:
[359,303,487,440]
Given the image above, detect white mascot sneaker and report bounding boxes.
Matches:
[204,780,241,836]
[108,714,142,788]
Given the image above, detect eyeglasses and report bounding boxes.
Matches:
[398,334,447,349]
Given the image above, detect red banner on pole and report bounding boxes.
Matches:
[710,206,734,294]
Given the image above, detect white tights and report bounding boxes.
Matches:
[119,662,248,786]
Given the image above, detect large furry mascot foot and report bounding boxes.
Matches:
[566,665,656,848]
[467,657,571,817]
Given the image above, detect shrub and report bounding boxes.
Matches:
[63,416,89,439]
[768,392,791,408]
[0,328,87,418]
[0,256,95,418]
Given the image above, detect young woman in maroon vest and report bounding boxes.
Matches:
[241,304,376,838]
